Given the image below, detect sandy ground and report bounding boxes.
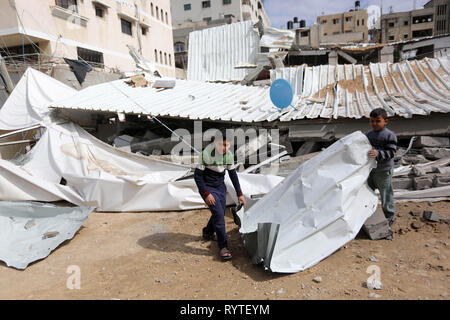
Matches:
[0,201,449,300]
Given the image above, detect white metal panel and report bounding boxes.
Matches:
[187,21,260,82]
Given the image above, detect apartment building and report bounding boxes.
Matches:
[0,0,175,76]
[424,0,450,35]
[316,6,368,43]
[171,0,270,27]
[171,0,270,71]
[381,7,435,43]
[294,2,368,49]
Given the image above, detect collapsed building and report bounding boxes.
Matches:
[0,20,448,272]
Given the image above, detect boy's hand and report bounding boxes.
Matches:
[368,149,378,158]
[238,195,246,206]
[205,194,216,206]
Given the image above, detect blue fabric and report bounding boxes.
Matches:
[366,128,398,171]
[202,184,228,249]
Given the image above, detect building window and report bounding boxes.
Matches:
[160,51,163,64]
[362,18,364,25]
[142,26,148,36]
[413,15,433,24]
[333,18,340,24]
[164,53,167,65]
[95,6,104,18]
[55,0,78,12]
[345,17,351,22]
[161,9,163,21]
[357,19,360,26]
[169,54,172,66]
[121,18,132,36]
[223,0,232,4]
[184,4,191,11]
[404,20,408,26]
[389,35,394,41]
[154,49,158,62]
[77,47,104,66]
[174,42,185,52]
[323,32,327,36]
[321,20,327,24]
[165,12,168,24]
[388,22,394,27]
[203,17,212,23]
[404,34,408,39]
[300,31,309,37]
[202,1,211,8]
[151,3,154,16]
[156,6,159,19]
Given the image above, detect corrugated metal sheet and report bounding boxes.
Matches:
[270,66,304,96]
[187,21,260,82]
[50,56,450,123]
[51,77,279,123]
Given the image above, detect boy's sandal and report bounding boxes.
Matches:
[219,247,232,260]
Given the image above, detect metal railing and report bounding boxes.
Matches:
[0,52,105,71]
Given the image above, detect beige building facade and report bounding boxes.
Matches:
[381,7,435,43]
[0,0,175,76]
[316,9,369,42]
[170,0,270,28]
[424,0,450,35]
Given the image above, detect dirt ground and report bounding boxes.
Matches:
[0,201,449,300]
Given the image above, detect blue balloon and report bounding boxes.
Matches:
[270,79,294,110]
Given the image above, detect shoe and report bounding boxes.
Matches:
[219,247,232,260]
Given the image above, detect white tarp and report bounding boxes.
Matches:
[0,201,93,269]
[260,27,295,50]
[0,68,76,130]
[237,131,379,273]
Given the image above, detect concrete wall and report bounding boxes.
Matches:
[0,0,176,76]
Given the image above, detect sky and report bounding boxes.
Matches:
[262,0,431,29]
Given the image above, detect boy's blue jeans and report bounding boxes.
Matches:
[368,169,396,221]
[203,183,228,249]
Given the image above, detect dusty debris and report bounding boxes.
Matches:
[313,276,323,283]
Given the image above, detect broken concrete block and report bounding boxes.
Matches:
[412,166,428,177]
[421,147,450,160]
[433,174,450,188]
[423,210,440,222]
[413,176,433,190]
[413,136,450,148]
[363,209,393,240]
[400,154,429,165]
[295,141,321,156]
[433,166,450,174]
[392,177,414,190]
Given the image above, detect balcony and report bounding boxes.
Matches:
[50,5,89,27]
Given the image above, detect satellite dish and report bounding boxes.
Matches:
[270,79,297,110]
[367,5,381,29]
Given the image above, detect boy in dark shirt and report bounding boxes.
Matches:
[366,108,398,226]
[194,130,246,260]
